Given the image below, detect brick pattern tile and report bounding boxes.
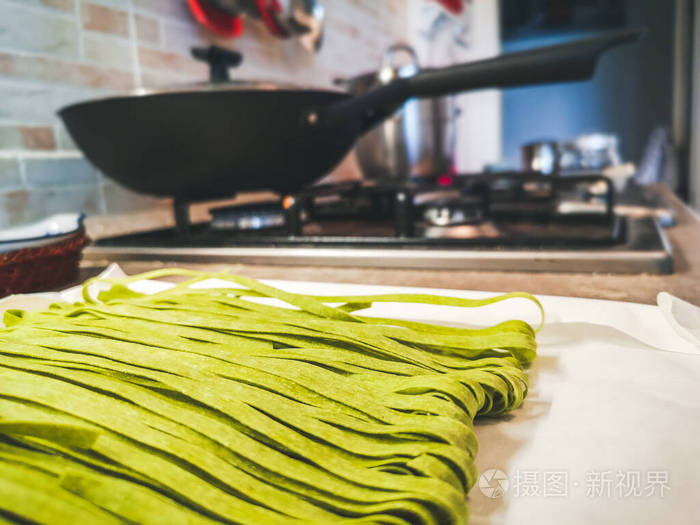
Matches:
[135,13,160,45]
[0,83,96,122]
[5,0,75,12]
[24,157,98,187]
[0,127,24,150]
[161,18,217,57]
[55,124,78,151]
[0,159,22,190]
[132,0,191,20]
[41,0,74,11]
[0,187,101,228]
[0,126,56,151]
[20,127,57,150]
[81,2,129,37]
[0,3,78,58]
[0,52,133,90]
[83,34,134,70]
[138,47,207,77]
[139,69,191,88]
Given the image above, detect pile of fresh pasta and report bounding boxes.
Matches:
[0,269,541,524]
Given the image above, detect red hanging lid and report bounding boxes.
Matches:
[187,0,243,38]
[254,0,289,38]
[436,0,464,15]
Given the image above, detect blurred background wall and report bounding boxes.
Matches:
[499,0,675,170]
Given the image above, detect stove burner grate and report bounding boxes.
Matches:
[173,172,617,244]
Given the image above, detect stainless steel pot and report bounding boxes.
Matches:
[337,44,458,181]
[521,140,559,174]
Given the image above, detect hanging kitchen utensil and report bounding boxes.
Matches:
[255,0,324,51]
[293,0,325,52]
[255,0,287,36]
[436,0,464,15]
[205,0,252,16]
[58,29,643,201]
[521,140,560,175]
[337,43,458,182]
[187,0,244,37]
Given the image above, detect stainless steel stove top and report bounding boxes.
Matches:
[84,174,674,274]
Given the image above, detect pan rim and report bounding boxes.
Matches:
[57,82,349,115]
[129,80,346,96]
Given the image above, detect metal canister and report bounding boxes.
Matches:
[338,44,458,181]
[521,141,560,175]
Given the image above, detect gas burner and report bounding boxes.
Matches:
[87,171,673,274]
[209,201,287,231]
[419,194,486,226]
[173,172,618,242]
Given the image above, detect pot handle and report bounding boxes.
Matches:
[379,43,420,83]
[191,45,243,82]
[312,28,643,134]
[382,44,419,69]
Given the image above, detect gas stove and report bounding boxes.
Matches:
[84,172,673,274]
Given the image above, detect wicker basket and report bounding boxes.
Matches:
[0,230,90,298]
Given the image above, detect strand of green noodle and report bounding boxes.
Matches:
[0,331,497,467]
[124,293,539,363]
[0,437,217,525]
[0,367,336,524]
[57,302,537,369]
[3,329,478,438]
[0,461,122,524]
[1,346,476,476]
[0,338,482,502]
[82,268,543,345]
[0,269,541,524]
[12,296,533,374]
[0,376,460,524]
[1,304,520,516]
[93,282,541,348]
[88,269,544,332]
[0,340,470,520]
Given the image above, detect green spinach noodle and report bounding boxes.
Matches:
[0,269,542,524]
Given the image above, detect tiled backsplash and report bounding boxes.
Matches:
[0,0,407,228]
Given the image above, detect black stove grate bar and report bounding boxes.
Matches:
[165,171,616,242]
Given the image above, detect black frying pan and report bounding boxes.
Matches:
[59,28,642,201]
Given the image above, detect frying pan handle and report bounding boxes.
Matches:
[311,28,644,134]
[406,27,643,96]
